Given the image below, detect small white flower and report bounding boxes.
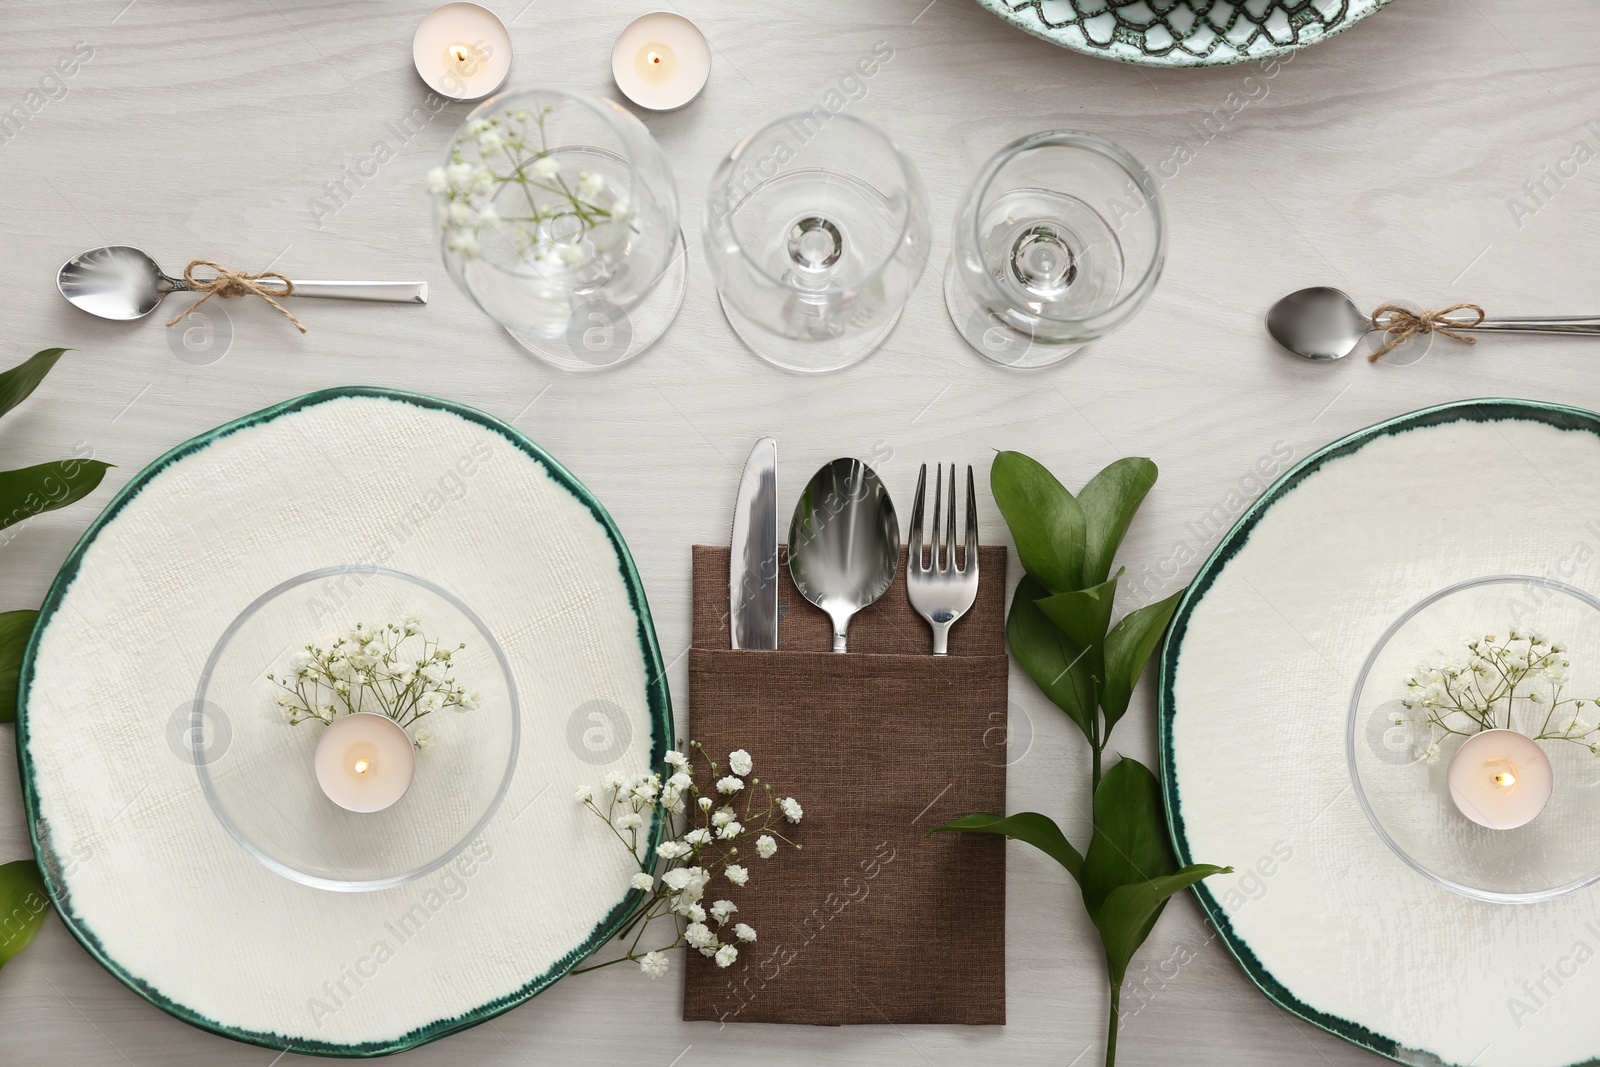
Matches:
[467,118,492,135]
[657,841,690,860]
[448,200,476,227]
[630,872,654,891]
[448,230,481,258]
[469,165,495,195]
[477,205,500,227]
[712,808,735,828]
[532,156,560,179]
[725,864,749,887]
[717,776,744,795]
[1418,742,1441,765]
[557,243,586,266]
[683,827,712,847]
[639,951,669,979]
[418,691,445,713]
[604,771,626,790]
[632,775,661,802]
[734,923,756,943]
[684,921,716,952]
[756,835,777,859]
[575,171,604,199]
[718,821,743,841]
[1530,689,1548,704]
[425,166,449,195]
[709,899,737,925]
[666,772,692,792]
[477,128,504,152]
[664,749,689,770]
[698,797,713,811]
[414,729,434,750]
[680,902,706,922]
[445,161,473,187]
[714,944,738,968]
[781,797,803,823]
[728,749,752,776]
[615,812,642,831]
[609,196,630,219]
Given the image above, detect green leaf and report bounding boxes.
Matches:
[1035,571,1122,682]
[1101,588,1185,734]
[0,610,38,724]
[991,451,1084,594]
[0,460,112,533]
[0,859,51,969]
[1079,758,1177,920]
[0,349,67,423]
[929,811,1084,882]
[1078,458,1157,587]
[1096,864,1231,986]
[1008,574,1096,743]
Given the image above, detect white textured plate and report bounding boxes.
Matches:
[17,388,669,1055]
[1160,399,1600,1067]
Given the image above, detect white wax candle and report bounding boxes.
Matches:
[314,713,416,813]
[610,12,711,111]
[1447,728,1553,830]
[413,3,512,102]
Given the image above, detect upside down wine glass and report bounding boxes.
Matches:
[704,113,931,373]
[433,88,686,371]
[945,131,1165,369]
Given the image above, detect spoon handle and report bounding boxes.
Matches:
[279,281,428,304]
[1467,315,1600,335]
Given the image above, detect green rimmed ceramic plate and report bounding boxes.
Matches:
[1160,399,1600,1067]
[16,387,670,1055]
[975,0,1395,67]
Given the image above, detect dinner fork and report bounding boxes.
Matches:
[906,463,979,655]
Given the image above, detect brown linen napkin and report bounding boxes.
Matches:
[683,544,1008,1026]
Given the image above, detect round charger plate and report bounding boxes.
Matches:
[17,388,670,1055]
[974,0,1394,67]
[1161,399,1600,1067]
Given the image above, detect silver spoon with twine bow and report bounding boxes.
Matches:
[1267,286,1600,363]
[58,246,426,333]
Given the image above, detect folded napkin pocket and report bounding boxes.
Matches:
[682,545,1009,1025]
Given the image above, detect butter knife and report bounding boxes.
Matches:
[729,437,778,650]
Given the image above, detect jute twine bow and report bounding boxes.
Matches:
[164,260,306,334]
[1367,303,1484,362]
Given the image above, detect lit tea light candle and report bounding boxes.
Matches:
[1447,728,1553,830]
[611,12,711,111]
[314,713,416,813]
[413,3,512,102]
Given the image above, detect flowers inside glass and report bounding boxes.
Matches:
[430,88,685,371]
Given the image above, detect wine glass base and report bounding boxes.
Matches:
[718,293,902,374]
[944,254,1083,369]
[505,228,688,372]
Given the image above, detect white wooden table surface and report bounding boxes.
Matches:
[1,1,1596,1063]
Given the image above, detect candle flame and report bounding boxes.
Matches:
[647,50,663,65]
[448,42,473,65]
[353,759,370,775]
[1493,769,1516,788]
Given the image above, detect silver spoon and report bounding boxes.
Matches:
[58,245,426,321]
[1268,286,1600,361]
[788,458,900,653]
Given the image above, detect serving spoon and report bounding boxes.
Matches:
[58,245,426,321]
[1267,286,1600,361]
[787,458,899,653]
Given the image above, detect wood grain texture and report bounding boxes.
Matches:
[0,0,1594,1063]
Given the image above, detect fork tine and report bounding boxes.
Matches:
[908,463,927,571]
[931,462,944,571]
[963,464,978,573]
[944,464,957,572]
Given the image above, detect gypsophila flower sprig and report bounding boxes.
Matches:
[427,104,635,268]
[569,742,802,981]
[1399,628,1600,763]
[266,614,481,750]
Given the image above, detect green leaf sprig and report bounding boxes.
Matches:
[934,452,1228,1067]
[0,348,115,967]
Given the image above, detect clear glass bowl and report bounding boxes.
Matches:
[194,566,520,892]
[944,131,1164,369]
[1348,575,1600,903]
[434,88,685,371]
[703,113,931,373]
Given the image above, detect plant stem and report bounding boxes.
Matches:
[1104,982,1121,1067]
